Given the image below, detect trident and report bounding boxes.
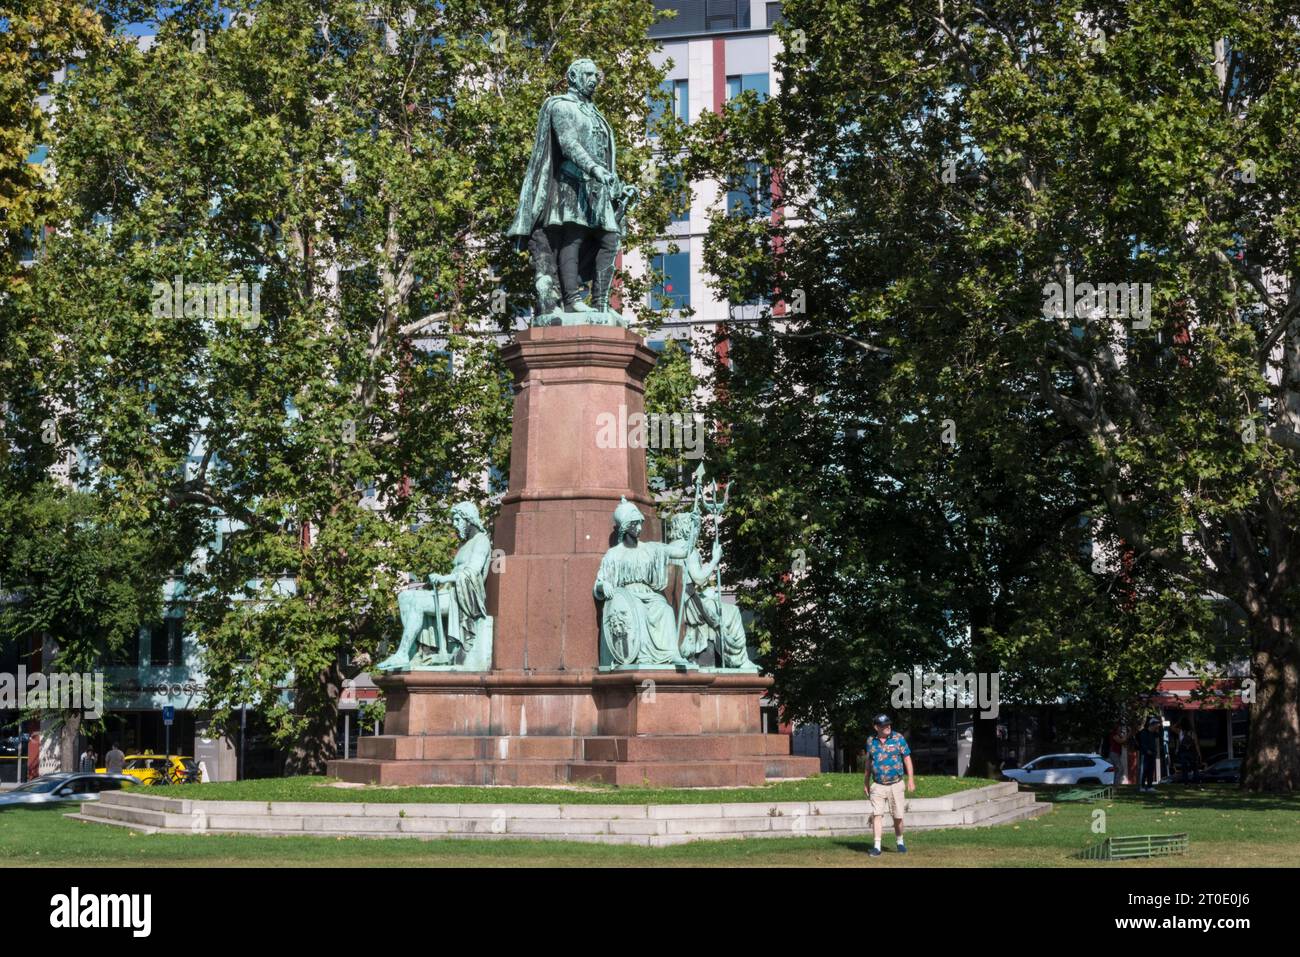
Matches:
[696,464,731,659]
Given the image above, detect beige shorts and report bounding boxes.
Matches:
[869,780,906,818]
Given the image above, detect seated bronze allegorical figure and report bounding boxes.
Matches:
[593,498,691,668]
[377,501,494,671]
[507,57,637,326]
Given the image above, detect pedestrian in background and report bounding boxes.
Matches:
[1175,721,1201,784]
[1136,717,1161,792]
[106,742,125,776]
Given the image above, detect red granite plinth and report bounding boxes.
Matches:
[490,326,661,673]
[326,670,821,787]
[325,325,820,788]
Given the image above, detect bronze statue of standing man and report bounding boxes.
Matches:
[508,58,636,325]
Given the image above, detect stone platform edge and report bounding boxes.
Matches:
[69,782,1051,846]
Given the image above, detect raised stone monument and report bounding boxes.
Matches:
[326,60,818,787]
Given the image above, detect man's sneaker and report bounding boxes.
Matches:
[896,844,907,854]
[868,847,882,857]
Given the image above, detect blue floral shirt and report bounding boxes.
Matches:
[867,732,911,784]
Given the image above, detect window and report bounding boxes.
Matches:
[111,629,143,667]
[725,72,769,103]
[649,0,751,37]
[766,2,784,26]
[649,78,690,134]
[650,252,691,310]
[727,162,772,218]
[661,170,691,223]
[705,0,750,31]
[149,616,184,667]
[17,226,37,264]
[647,338,692,355]
[671,79,689,123]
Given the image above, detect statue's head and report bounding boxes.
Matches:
[450,501,485,539]
[612,496,644,541]
[566,58,601,98]
[666,510,701,543]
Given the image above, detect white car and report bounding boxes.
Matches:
[1002,753,1115,786]
[0,772,137,808]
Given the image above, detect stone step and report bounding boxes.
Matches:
[567,759,768,787]
[968,798,1054,828]
[357,732,799,765]
[71,782,1051,843]
[65,811,161,834]
[763,755,822,778]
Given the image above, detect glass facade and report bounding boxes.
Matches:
[649,0,752,38]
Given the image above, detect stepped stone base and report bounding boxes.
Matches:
[325,669,819,787]
[71,782,1051,845]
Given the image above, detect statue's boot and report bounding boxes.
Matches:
[592,260,617,314]
[376,650,411,670]
[564,293,594,312]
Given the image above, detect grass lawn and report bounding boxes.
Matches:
[1,783,1296,867]
[142,772,988,804]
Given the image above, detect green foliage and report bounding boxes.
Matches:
[642,337,699,493]
[0,484,170,681]
[10,0,679,771]
[680,0,1298,767]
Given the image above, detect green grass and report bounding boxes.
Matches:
[143,772,988,804]
[2,784,1296,867]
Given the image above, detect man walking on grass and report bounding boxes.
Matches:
[864,713,915,857]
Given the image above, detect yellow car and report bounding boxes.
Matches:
[96,754,201,786]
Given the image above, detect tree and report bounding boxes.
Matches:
[681,0,1256,777]
[0,483,173,767]
[643,336,700,493]
[0,1,116,294]
[24,1,680,772]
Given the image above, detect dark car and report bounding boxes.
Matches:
[1200,758,1242,783]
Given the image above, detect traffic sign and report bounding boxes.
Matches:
[162,705,175,726]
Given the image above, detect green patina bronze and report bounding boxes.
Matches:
[508,57,637,327]
[667,508,757,672]
[593,473,757,671]
[377,501,493,672]
[594,497,691,667]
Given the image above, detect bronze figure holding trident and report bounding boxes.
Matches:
[673,465,755,669]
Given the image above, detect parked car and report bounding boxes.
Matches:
[1002,753,1115,786]
[98,754,200,786]
[0,772,137,807]
[1200,758,1242,783]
